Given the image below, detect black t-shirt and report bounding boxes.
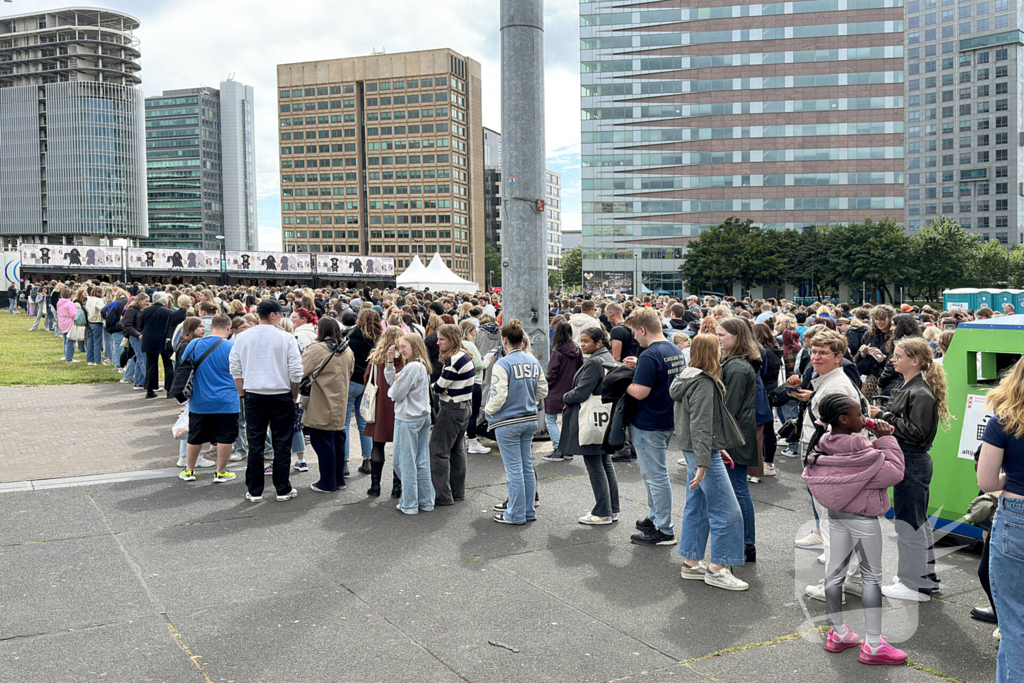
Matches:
[610,323,640,360]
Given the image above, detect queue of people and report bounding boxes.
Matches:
[12,279,1024,677]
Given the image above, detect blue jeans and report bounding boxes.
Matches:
[727,463,756,546]
[344,381,371,461]
[108,331,123,365]
[495,420,538,523]
[307,427,346,491]
[8,299,15,314]
[991,497,1024,683]
[234,398,248,455]
[102,327,113,362]
[630,425,675,535]
[678,450,745,566]
[545,412,560,451]
[45,307,53,331]
[62,332,76,362]
[86,322,103,363]
[394,417,434,514]
[125,336,145,385]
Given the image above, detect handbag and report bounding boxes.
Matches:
[169,338,225,404]
[360,363,378,423]
[73,304,87,326]
[578,391,611,446]
[67,325,86,341]
[767,384,791,407]
[298,338,350,401]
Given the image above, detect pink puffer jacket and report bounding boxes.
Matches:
[57,298,78,334]
[802,433,905,517]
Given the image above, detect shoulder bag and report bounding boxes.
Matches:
[578,363,611,446]
[298,339,349,409]
[169,338,225,404]
[360,363,378,424]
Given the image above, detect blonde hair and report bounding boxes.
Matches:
[399,333,433,376]
[672,332,690,348]
[774,314,796,333]
[922,326,941,343]
[896,338,951,426]
[986,359,1024,438]
[625,307,662,335]
[711,304,733,320]
[689,334,725,391]
[458,319,477,339]
[368,325,405,365]
[278,317,295,334]
[437,324,465,363]
[811,330,849,356]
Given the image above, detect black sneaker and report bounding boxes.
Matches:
[635,517,656,532]
[745,544,757,563]
[144,391,158,399]
[493,499,539,512]
[610,452,631,462]
[630,529,675,546]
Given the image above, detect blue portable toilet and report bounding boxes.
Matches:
[1016,291,1024,313]
[975,289,994,310]
[943,288,975,312]
[994,290,1017,312]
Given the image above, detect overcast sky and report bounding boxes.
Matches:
[8,0,582,250]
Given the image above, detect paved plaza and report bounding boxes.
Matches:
[0,383,1001,682]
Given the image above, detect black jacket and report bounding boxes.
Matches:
[721,355,758,467]
[560,347,613,456]
[122,306,143,339]
[348,327,375,383]
[761,346,783,391]
[856,329,891,377]
[879,374,938,452]
[846,326,867,357]
[139,303,173,354]
[876,359,904,396]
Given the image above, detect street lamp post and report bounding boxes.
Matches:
[215,235,226,286]
[634,253,640,297]
[488,269,494,293]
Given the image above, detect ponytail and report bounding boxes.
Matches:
[803,393,860,468]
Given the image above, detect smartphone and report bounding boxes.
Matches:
[787,389,803,399]
[943,323,956,330]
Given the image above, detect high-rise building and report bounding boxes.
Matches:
[481,128,562,271]
[903,1,1023,246]
[144,80,257,251]
[580,1,906,295]
[0,8,147,248]
[276,49,484,283]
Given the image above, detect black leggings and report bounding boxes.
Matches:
[467,384,482,439]
[980,530,997,617]
[763,421,777,464]
[371,440,387,464]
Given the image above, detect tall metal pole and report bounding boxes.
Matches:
[500,0,549,369]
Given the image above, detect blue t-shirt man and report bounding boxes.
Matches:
[183,335,237,415]
[632,340,687,431]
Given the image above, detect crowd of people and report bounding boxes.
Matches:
[9,279,1024,678]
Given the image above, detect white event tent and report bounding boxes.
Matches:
[395,253,479,292]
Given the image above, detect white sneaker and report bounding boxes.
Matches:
[704,566,749,591]
[244,491,262,503]
[763,464,777,477]
[195,455,216,468]
[176,457,187,468]
[781,448,799,458]
[747,475,761,484]
[677,458,687,466]
[276,488,299,502]
[994,626,1001,640]
[882,577,931,602]
[806,579,846,604]
[679,561,709,580]
[578,514,613,525]
[794,530,823,549]
[817,553,827,565]
[468,439,491,454]
[228,451,245,461]
[118,378,131,384]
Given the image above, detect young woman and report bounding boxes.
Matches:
[561,327,618,524]
[459,320,492,455]
[542,321,582,463]
[875,314,923,397]
[387,333,435,514]
[978,358,1024,681]
[302,318,354,493]
[778,329,804,457]
[56,286,81,363]
[84,286,106,365]
[430,323,476,505]
[291,308,318,349]
[672,334,748,590]
[347,308,381,472]
[484,320,548,525]
[871,337,948,602]
[363,325,406,498]
[754,322,783,477]
[716,317,760,563]
[856,305,895,399]
[803,394,907,665]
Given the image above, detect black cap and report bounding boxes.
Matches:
[257,299,283,317]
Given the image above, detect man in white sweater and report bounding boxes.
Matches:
[230,299,303,503]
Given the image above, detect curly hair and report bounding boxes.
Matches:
[804,393,862,467]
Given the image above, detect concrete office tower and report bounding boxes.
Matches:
[903,0,1023,245]
[144,80,257,251]
[481,127,562,271]
[580,1,906,295]
[0,8,147,248]
[277,49,484,283]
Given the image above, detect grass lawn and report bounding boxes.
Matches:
[0,311,124,386]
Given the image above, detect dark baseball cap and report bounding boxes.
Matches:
[257,299,283,317]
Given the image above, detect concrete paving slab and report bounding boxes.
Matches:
[0,615,204,683]
[346,560,678,683]
[0,487,108,546]
[168,587,464,683]
[0,535,152,639]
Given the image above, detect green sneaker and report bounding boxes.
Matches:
[213,471,236,483]
[179,470,196,482]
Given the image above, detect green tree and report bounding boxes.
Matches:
[970,239,1014,288]
[554,245,583,293]
[828,219,912,303]
[678,217,762,293]
[908,218,979,302]
[484,245,502,289]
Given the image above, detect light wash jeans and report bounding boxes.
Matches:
[86,322,103,363]
[544,412,561,451]
[124,336,146,386]
[102,327,113,362]
[108,331,123,365]
[630,425,675,536]
[678,450,744,566]
[62,332,76,362]
[495,420,538,524]
[393,416,434,514]
[8,298,16,314]
[45,306,54,332]
[344,380,371,461]
[234,397,248,455]
[727,463,756,546]
[991,497,1024,683]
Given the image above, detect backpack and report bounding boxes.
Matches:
[169,337,226,404]
[103,300,121,332]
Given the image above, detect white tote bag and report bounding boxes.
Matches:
[578,392,611,446]
[360,364,378,424]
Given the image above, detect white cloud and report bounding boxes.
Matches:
[9,0,583,249]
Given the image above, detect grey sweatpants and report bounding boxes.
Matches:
[825,509,884,641]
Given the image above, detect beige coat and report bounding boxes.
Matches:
[301,341,354,431]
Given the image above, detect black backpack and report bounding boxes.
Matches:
[103,300,122,333]
[170,338,226,404]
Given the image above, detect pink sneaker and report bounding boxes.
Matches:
[824,626,860,653]
[858,637,907,665]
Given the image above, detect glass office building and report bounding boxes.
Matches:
[580,0,907,295]
[903,2,1024,245]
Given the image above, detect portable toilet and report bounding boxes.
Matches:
[925,315,1024,539]
[974,289,994,310]
[994,290,1018,313]
[942,288,974,312]
[1016,291,1024,313]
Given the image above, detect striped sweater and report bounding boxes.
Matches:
[432,350,475,403]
